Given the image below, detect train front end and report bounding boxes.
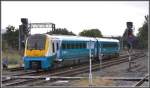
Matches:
[23,34,54,70]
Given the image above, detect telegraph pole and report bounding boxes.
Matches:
[89,40,93,87]
[19,18,29,54]
[126,22,134,71]
[122,22,135,71]
[98,42,102,72]
[19,25,21,52]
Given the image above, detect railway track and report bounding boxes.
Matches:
[2,58,102,86]
[2,62,88,86]
[7,67,24,71]
[3,49,143,76]
[31,52,146,86]
[3,59,97,78]
[133,74,149,87]
[2,51,146,87]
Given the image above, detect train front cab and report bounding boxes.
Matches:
[23,34,56,70]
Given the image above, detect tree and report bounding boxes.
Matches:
[136,15,148,49]
[2,25,19,50]
[47,28,76,35]
[79,29,103,37]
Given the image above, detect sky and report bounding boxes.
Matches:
[1,1,149,36]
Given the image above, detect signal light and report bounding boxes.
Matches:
[21,18,28,25]
[126,22,133,28]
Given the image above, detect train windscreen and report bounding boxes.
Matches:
[27,34,46,50]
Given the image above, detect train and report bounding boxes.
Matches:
[23,34,120,70]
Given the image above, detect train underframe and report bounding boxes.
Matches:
[23,53,119,70]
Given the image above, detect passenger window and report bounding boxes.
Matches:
[71,43,74,49]
[83,43,86,48]
[77,43,79,48]
[70,43,72,49]
[80,43,83,49]
[67,43,70,49]
[78,43,81,48]
[74,43,77,49]
[80,43,82,48]
[74,43,76,49]
[69,43,71,49]
[79,43,81,49]
[102,43,118,48]
[62,43,67,49]
[62,43,65,49]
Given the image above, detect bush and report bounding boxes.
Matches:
[2,50,21,65]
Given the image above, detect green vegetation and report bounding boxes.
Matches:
[2,25,19,50]
[121,15,148,49]
[2,25,21,66]
[47,28,76,35]
[136,15,148,49]
[79,29,103,37]
[2,50,21,65]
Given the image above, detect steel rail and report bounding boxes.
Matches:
[27,53,146,86]
[24,53,145,86]
[133,74,149,87]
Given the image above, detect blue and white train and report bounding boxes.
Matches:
[23,34,120,70]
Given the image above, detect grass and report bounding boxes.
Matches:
[8,64,20,68]
[2,50,22,67]
[73,77,114,87]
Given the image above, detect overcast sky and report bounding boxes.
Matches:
[2,1,149,36]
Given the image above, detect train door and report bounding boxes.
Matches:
[95,40,99,58]
[53,39,62,61]
[94,40,98,58]
[98,41,103,61]
[98,41,102,55]
[52,40,56,55]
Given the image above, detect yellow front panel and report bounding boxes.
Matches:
[26,50,45,57]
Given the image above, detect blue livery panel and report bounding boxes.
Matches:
[23,55,56,70]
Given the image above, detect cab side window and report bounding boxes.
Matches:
[52,42,55,53]
[56,43,59,50]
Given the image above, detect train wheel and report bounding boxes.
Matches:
[78,60,80,63]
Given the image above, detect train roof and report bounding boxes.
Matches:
[47,34,96,41]
[45,34,119,43]
[96,38,119,42]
